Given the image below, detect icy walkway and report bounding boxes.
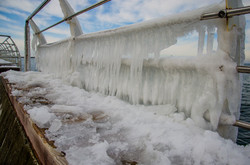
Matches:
[1,70,250,165]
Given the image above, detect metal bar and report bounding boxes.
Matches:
[200,12,220,20]
[2,37,10,44]
[236,66,250,73]
[201,5,250,20]
[24,0,51,71]
[26,0,51,21]
[233,120,250,130]
[0,34,11,38]
[36,0,111,35]
[0,43,16,46]
[227,5,250,17]
[0,56,20,58]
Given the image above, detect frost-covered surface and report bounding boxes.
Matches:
[1,70,250,165]
[34,1,245,139]
[26,1,248,163]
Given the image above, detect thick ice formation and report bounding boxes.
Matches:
[34,2,245,139]
[1,70,250,165]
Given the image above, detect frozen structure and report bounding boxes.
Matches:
[32,1,245,141]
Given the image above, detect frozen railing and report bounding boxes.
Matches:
[24,0,110,71]
[26,0,250,140]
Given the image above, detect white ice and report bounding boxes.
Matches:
[34,1,245,140]
[16,0,248,164]
[1,70,249,165]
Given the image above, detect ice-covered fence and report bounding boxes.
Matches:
[34,2,245,140]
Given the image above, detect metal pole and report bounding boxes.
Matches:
[36,0,111,35]
[200,12,220,20]
[24,0,51,71]
[227,5,250,17]
[201,5,250,20]
[236,66,250,73]
[27,0,51,21]
[233,120,250,130]
[24,21,30,71]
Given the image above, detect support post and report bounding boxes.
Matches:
[24,0,51,71]
[24,21,30,71]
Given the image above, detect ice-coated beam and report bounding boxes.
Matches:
[59,0,83,37]
[30,19,47,45]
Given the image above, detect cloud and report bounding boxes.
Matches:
[14,38,25,55]
[35,0,63,18]
[0,0,40,13]
[68,0,91,11]
[0,7,28,17]
[94,0,219,26]
[32,16,54,28]
[0,24,23,37]
[32,0,91,21]
[0,14,16,23]
[45,25,71,36]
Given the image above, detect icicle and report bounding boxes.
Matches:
[59,0,83,37]
[206,25,215,55]
[32,34,38,51]
[36,2,245,135]
[197,26,205,55]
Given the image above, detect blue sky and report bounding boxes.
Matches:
[0,0,250,60]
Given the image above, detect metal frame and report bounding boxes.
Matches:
[0,35,21,68]
[36,0,111,35]
[201,5,250,20]
[25,0,250,130]
[25,0,51,71]
[24,0,111,71]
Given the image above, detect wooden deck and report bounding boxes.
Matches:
[0,77,67,165]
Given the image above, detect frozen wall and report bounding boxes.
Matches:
[35,2,245,140]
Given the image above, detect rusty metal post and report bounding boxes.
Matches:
[24,0,51,71]
[24,20,30,71]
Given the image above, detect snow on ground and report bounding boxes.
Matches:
[1,70,250,165]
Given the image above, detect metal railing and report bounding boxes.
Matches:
[25,0,51,71]
[25,0,250,130]
[36,0,111,35]
[24,0,111,71]
[234,120,250,130]
[201,5,250,20]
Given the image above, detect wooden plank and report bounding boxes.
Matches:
[1,77,68,165]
